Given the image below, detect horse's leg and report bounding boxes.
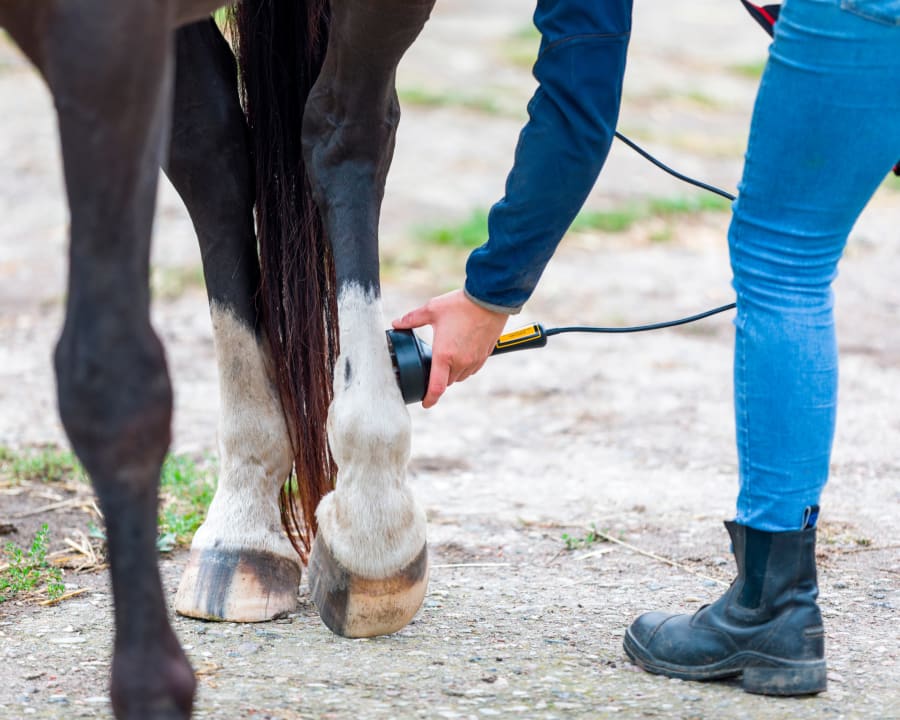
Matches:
[41,3,194,717]
[302,0,436,638]
[164,20,300,623]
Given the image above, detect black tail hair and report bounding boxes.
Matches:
[233,0,336,562]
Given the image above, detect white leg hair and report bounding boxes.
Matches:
[315,283,427,578]
[188,302,296,560]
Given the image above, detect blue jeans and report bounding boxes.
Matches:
[730,0,900,531]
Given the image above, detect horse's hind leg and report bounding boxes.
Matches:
[44,3,194,718]
[164,20,300,622]
[301,0,436,638]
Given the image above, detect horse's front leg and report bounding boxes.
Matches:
[302,0,436,638]
[38,3,195,716]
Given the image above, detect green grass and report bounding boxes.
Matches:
[646,195,732,215]
[157,454,217,550]
[415,209,490,250]
[571,194,732,235]
[398,87,503,116]
[0,445,215,553]
[0,445,84,484]
[561,523,605,551]
[571,208,640,234]
[151,265,206,300]
[727,59,767,80]
[503,24,541,69]
[0,524,65,603]
[413,194,731,255]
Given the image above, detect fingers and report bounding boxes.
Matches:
[392,304,430,330]
[422,352,450,409]
[394,289,509,408]
[424,348,489,407]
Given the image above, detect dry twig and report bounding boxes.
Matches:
[11,498,82,519]
[835,542,900,556]
[591,529,730,588]
[432,562,513,569]
[38,588,89,606]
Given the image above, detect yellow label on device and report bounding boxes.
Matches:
[496,324,542,348]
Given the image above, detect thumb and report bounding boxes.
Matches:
[392,304,432,330]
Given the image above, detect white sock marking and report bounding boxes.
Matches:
[315,283,427,578]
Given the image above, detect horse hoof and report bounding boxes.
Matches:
[110,624,196,720]
[175,548,301,622]
[308,537,428,638]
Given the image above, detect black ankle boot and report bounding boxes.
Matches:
[623,521,826,696]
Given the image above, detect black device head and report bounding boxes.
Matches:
[386,329,432,404]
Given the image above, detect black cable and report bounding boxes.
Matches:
[525,131,740,340]
[545,302,736,336]
[614,131,737,202]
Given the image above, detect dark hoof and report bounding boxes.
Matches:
[308,537,428,638]
[110,626,195,720]
[175,548,301,622]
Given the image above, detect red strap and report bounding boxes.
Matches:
[740,0,780,36]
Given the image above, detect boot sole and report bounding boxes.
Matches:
[623,628,827,696]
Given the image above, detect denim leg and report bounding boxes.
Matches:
[730,0,900,531]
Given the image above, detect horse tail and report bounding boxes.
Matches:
[233,0,336,563]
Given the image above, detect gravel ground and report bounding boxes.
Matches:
[1,1,898,718]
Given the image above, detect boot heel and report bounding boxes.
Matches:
[742,662,827,696]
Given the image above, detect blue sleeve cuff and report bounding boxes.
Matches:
[463,286,523,315]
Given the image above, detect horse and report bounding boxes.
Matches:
[0,0,435,716]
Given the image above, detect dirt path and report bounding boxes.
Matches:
[1,2,898,718]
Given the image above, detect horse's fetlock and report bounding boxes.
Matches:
[328,402,410,467]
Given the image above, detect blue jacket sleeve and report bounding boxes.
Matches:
[464,0,633,313]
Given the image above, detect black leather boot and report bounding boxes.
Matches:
[623,521,826,696]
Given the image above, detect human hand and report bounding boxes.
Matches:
[392,290,509,408]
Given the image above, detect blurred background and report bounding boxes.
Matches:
[2,6,898,717]
[1,0,898,538]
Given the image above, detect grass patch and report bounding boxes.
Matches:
[0,524,65,603]
[412,195,730,253]
[503,24,540,69]
[157,454,217,550]
[561,523,606,551]
[571,208,640,234]
[151,265,206,300]
[572,194,731,235]
[399,193,730,286]
[0,445,215,553]
[0,445,84,484]
[415,209,489,250]
[398,87,503,116]
[728,59,767,80]
[646,195,732,215]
